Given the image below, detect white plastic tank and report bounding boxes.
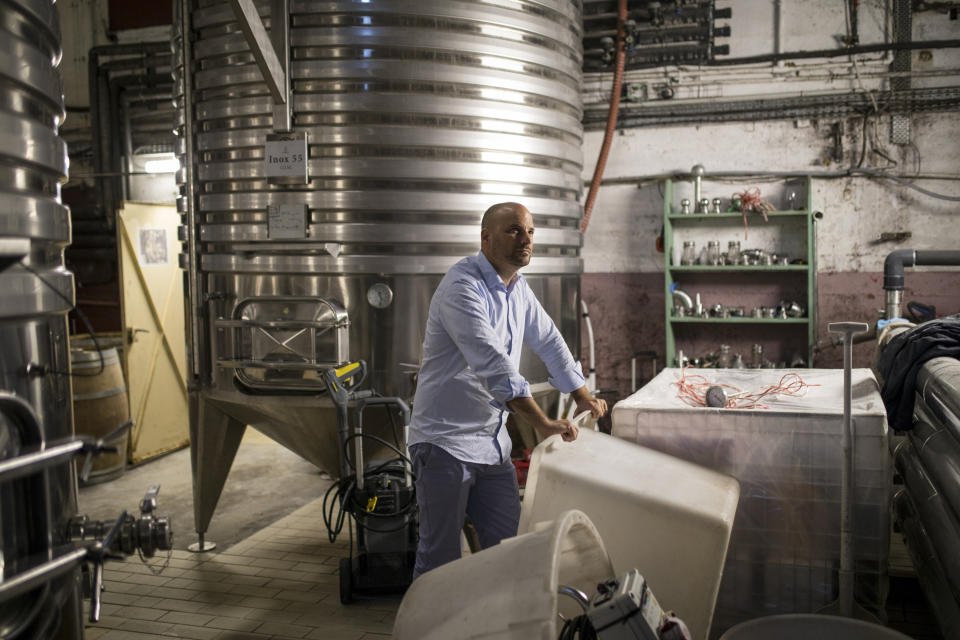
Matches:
[393,509,614,640]
[518,429,740,640]
[612,367,891,630]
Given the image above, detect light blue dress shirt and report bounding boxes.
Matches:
[408,252,584,465]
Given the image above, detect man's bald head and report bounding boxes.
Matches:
[480,202,534,285]
[481,202,527,229]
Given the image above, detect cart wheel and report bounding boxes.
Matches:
[339,556,353,604]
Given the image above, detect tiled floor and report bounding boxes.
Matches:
[83,497,401,640]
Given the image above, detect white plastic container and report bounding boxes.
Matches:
[393,509,614,640]
[518,429,740,640]
[612,368,891,631]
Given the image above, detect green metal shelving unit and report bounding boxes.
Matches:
[663,176,816,367]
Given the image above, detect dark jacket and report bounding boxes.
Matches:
[878,314,960,431]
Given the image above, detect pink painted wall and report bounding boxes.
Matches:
[581,270,960,406]
[817,270,960,368]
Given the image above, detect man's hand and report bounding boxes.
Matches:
[533,417,579,442]
[572,386,608,419]
[507,396,580,442]
[575,395,607,419]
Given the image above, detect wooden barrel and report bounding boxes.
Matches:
[71,347,130,484]
[70,332,124,359]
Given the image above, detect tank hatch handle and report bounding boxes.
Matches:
[79,420,134,484]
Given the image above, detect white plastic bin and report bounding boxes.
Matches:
[393,509,614,640]
[612,368,890,631]
[518,429,740,640]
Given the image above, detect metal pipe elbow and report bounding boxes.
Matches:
[672,288,693,310]
[883,249,916,291]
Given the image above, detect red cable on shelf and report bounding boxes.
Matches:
[733,187,774,240]
[580,0,626,234]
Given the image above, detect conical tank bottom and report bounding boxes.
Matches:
[204,390,404,479]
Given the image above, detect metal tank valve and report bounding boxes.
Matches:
[68,485,173,622]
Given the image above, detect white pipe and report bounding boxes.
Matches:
[581,299,596,394]
[582,68,950,108]
[555,299,597,421]
[583,58,916,92]
[583,58,893,85]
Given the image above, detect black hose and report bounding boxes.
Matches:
[341,433,412,470]
[322,436,417,545]
[17,262,104,377]
[558,614,598,640]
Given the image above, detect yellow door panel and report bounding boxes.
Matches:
[118,203,189,464]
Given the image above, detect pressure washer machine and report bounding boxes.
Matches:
[320,361,418,604]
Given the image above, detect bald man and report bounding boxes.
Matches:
[407,202,607,579]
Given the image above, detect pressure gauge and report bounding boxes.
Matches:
[366,282,394,309]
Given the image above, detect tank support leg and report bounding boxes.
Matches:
[189,393,245,552]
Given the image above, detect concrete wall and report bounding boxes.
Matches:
[579,1,960,401]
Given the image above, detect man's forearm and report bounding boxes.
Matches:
[507,395,580,442]
[506,395,550,432]
[570,385,592,404]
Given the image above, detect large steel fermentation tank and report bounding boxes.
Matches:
[0,0,82,636]
[175,0,585,546]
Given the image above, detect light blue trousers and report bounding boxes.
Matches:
[410,442,521,580]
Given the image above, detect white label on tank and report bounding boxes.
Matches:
[264,133,308,180]
[268,204,308,240]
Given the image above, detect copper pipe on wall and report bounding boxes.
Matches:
[580,0,626,233]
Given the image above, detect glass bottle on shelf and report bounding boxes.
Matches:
[727,240,741,265]
[681,241,696,265]
[751,344,764,368]
[785,189,799,210]
[706,241,721,265]
[718,344,732,368]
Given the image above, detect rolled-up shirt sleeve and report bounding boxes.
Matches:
[436,279,531,408]
[522,286,585,393]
